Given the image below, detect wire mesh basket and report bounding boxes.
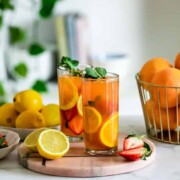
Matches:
[136,73,180,144]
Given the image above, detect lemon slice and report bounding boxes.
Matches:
[58,77,78,110]
[100,112,119,147]
[83,106,102,134]
[37,129,69,159]
[24,128,48,152]
[77,95,83,116]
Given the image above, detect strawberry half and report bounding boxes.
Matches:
[123,132,144,150]
[118,147,147,161]
[68,114,83,135]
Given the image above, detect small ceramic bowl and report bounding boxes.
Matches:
[0,129,20,159]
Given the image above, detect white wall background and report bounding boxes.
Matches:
[1,0,180,99]
[54,0,180,95]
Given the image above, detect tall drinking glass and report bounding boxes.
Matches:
[82,72,119,155]
[57,64,90,142]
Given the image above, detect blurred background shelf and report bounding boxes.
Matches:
[0,0,180,115]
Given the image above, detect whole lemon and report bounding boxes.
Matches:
[15,110,45,129]
[0,103,19,127]
[40,104,61,127]
[13,90,43,113]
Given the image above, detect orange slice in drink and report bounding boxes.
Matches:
[100,112,119,147]
[77,94,83,116]
[83,106,102,134]
[59,77,78,110]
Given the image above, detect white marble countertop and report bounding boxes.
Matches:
[0,115,179,180]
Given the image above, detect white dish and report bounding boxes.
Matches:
[0,129,20,159]
[0,126,60,140]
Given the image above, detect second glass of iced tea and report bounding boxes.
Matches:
[82,72,119,155]
[57,64,89,142]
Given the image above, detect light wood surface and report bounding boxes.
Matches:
[18,133,156,177]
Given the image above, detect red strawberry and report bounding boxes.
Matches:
[123,132,144,150]
[61,105,78,121]
[118,147,147,161]
[68,114,83,135]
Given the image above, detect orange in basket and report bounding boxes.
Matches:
[151,68,180,108]
[139,57,173,85]
[145,100,178,130]
[175,52,180,69]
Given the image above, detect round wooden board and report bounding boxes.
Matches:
[18,133,156,177]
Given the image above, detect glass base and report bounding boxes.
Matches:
[67,136,83,143]
[85,147,117,156]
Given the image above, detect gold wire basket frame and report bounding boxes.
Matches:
[135,73,180,144]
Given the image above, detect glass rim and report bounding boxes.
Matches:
[57,63,92,71]
[83,72,119,81]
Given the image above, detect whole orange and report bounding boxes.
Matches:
[151,67,180,108]
[139,57,173,86]
[174,52,180,69]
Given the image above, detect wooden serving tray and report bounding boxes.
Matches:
[18,133,156,177]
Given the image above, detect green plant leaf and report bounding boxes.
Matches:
[28,43,45,55]
[0,100,6,106]
[31,80,48,93]
[0,0,14,10]
[14,63,28,77]
[39,0,58,18]
[0,82,5,96]
[0,15,3,28]
[9,26,25,44]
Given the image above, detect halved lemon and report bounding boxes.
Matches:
[83,106,102,134]
[58,77,78,110]
[37,129,69,159]
[100,112,119,147]
[77,95,83,116]
[24,128,48,152]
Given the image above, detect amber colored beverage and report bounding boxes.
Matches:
[82,73,119,155]
[57,65,86,142]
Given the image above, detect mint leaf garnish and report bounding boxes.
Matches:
[59,56,82,76]
[95,67,107,78]
[60,56,79,69]
[85,67,107,79]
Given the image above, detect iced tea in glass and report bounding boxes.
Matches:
[82,72,119,155]
[57,64,89,142]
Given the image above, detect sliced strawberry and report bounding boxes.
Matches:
[118,147,147,161]
[123,132,144,150]
[68,114,83,135]
[61,105,78,121]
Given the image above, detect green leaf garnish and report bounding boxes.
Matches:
[60,56,79,70]
[9,26,25,45]
[84,67,107,79]
[14,63,28,77]
[95,67,107,78]
[39,0,58,18]
[59,56,82,76]
[28,43,45,55]
[31,80,48,93]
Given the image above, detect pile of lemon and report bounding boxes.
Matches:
[0,89,61,129]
